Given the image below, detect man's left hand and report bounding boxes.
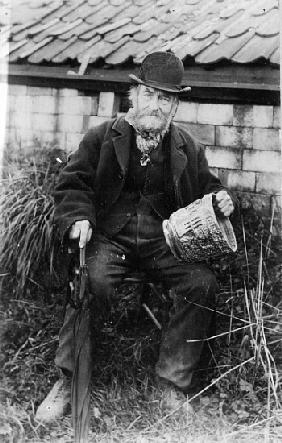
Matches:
[214,190,234,217]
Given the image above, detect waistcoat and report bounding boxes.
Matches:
[96,130,175,235]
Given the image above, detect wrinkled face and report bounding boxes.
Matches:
[135,85,177,132]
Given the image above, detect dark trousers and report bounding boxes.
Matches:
[55,211,217,391]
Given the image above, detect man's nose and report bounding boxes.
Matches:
[150,94,160,110]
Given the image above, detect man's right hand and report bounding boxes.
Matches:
[69,220,92,249]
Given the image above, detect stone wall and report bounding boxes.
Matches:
[4,84,281,217]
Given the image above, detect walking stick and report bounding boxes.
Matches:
[69,246,92,443]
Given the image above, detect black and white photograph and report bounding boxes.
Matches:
[0,0,281,441]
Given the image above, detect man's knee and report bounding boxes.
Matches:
[176,266,217,306]
[88,271,113,299]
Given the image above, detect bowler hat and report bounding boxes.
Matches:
[129,51,191,94]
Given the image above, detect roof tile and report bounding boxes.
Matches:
[196,30,254,63]
[28,38,78,63]
[270,48,279,65]
[40,3,76,23]
[86,2,128,24]
[192,18,219,39]
[224,12,263,38]
[255,8,279,37]
[88,0,101,5]
[59,21,92,40]
[32,19,66,43]
[28,37,77,63]
[104,22,140,43]
[178,33,218,59]
[50,36,100,62]
[61,2,94,21]
[105,39,142,64]
[219,4,245,19]
[24,19,60,38]
[249,0,277,16]
[9,37,53,62]
[231,34,279,63]
[95,17,131,36]
[78,36,130,63]
[114,4,140,19]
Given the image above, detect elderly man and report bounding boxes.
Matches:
[36,51,235,422]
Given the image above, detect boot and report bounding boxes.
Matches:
[35,376,71,423]
[157,378,194,414]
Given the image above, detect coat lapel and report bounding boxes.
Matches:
[111,118,187,183]
[170,123,187,184]
[112,117,131,175]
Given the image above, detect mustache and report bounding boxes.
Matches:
[138,108,165,118]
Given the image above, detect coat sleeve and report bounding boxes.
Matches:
[53,128,101,239]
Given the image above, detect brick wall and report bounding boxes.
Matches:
[4,83,281,217]
[174,101,281,218]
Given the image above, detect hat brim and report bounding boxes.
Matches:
[129,74,191,94]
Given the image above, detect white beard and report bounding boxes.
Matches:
[125,108,172,138]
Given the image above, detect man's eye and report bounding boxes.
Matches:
[160,96,170,103]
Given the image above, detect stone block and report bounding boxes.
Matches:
[218,169,256,191]
[204,146,242,169]
[256,172,281,194]
[175,101,198,123]
[11,128,35,150]
[253,128,280,151]
[32,113,57,132]
[32,96,56,114]
[6,95,16,113]
[98,92,120,117]
[58,88,79,97]
[88,116,111,128]
[242,149,281,173]
[58,114,84,133]
[176,122,215,145]
[65,132,84,152]
[253,105,273,128]
[197,103,233,125]
[216,126,253,148]
[233,105,253,127]
[8,84,28,95]
[27,86,56,96]
[58,96,92,115]
[53,132,67,150]
[33,131,57,145]
[5,110,13,129]
[14,95,33,115]
[9,109,33,131]
[273,106,281,129]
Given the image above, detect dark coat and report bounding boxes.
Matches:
[54,116,232,238]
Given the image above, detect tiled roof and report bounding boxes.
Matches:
[1,0,279,67]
